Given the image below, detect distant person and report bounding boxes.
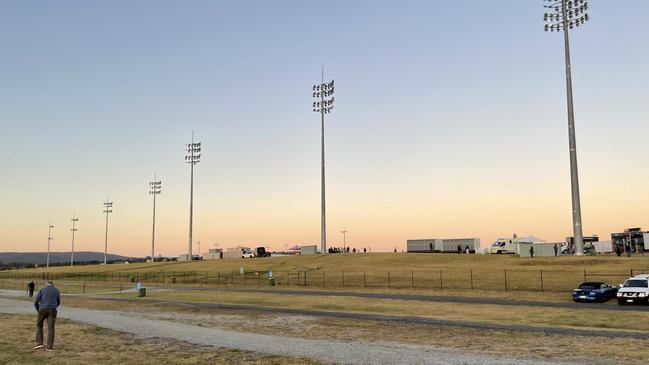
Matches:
[28,281,35,298]
[465,246,470,254]
[363,248,367,253]
[529,245,534,258]
[553,244,558,257]
[394,248,397,253]
[457,245,462,254]
[615,245,622,257]
[34,280,60,351]
[625,243,631,257]
[429,243,433,252]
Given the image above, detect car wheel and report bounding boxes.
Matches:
[496,251,502,254]
[618,299,625,306]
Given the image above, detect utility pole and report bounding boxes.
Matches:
[543,0,590,255]
[185,132,201,260]
[46,222,54,268]
[149,175,162,262]
[312,70,335,253]
[341,229,348,248]
[70,215,78,267]
[103,200,113,264]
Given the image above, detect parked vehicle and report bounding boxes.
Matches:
[241,247,254,258]
[617,275,649,305]
[255,247,271,257]
[489,236,544,254]
[572,282,617,302]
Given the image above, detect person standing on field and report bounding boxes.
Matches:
[553,244,558,257]
[28,281,35,298]
[529,245,534,258]
[34,280,60,351]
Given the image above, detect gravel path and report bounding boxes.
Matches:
[0,297,574,365]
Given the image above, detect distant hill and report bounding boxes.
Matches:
[0,252,135,266]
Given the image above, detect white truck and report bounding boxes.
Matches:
[489,236,544,254]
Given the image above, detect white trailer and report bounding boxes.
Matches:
[407,238,480,253]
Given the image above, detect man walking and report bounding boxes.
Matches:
[27,281,35,298]
[34,280,60,351]
[529,245,534,258]
[553,244,558,257]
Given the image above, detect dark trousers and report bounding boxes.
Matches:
[28,290,34,298]
[36,309,57,349]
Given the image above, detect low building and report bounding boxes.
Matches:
[178,254,191,261]
[204,248,223,260]
[300,245,318,255]
[407,238,480,253]
[518,242,563,257]
[611,228,649,253]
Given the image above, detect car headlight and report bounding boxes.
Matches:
[617,292,623,297]
[639,293,647,298]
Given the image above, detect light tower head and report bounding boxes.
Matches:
[149,180,162,195]
[185,141,202,165]
[544,0,589,32]
[103,201,113,214]
[312,80,335,114]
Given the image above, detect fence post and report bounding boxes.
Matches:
[323,271,326,288]
[470,269,474,290]
[540,269,544,292]
[411,270,414,288]
[439,270,443,290]
[342,271,345,287]
[388,271,391,289]
[583,269,587,282]
[304,271,307,286]
[363,271,366,288]
[504,270,508,291]
[286,271,289,286]
[244,272,247,287]
[82,283,86,296]
[257,272,260,287]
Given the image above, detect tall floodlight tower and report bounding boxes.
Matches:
[70,215,79,267]
[312,72,335,253]
[149,175,162,262]
[341,229,348,247]
[543,0,589,255]
[185,132,201,260]
[46,222,54,268]
[103,200,113,264]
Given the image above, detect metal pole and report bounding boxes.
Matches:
[70,216,78,267]
[320,69,327,254]
[561,0,584,255]
[189,132,194,259]
[104,208,109,264]
[46,222,54,268]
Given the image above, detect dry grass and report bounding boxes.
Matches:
[135,289,649,332]
[0,312,322,365]
[58,296,649,365]
[17,253,649,274]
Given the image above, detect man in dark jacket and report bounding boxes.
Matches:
[28,281,35,298]
[34,281,60,351]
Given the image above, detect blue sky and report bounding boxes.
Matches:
[1,1,647,256]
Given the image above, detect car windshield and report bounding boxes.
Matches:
[578,283,601,289]
[623,280,648,288]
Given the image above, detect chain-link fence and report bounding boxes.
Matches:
[3,268,649,292]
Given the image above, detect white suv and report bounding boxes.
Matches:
[617,275,649,305]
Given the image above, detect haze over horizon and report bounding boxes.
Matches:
[1,1,648,257]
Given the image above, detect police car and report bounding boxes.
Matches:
[617,274,649,305]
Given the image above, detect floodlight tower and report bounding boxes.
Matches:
[312,70,335,253]
[46,222,54,268]
[103,200,113,264]
[149,175,162,262]
[543,0,589,255]
[185,132,201,260]
[70,215,79,267]
[341,229,348,247]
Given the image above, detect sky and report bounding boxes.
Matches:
[1,1,647,257]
